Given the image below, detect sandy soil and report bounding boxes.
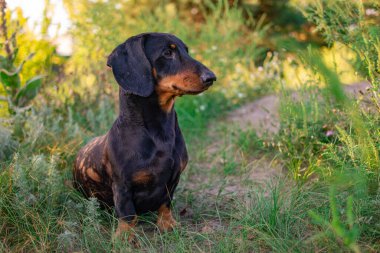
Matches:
[227,81,373,136]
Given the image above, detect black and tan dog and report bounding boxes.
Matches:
[73,33,216,242]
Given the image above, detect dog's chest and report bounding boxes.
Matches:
[130,146,184,213]
[131,147,181,187]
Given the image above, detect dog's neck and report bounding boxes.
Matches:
[117,88,176,132]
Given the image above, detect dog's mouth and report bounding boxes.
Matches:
[172,85,208,95]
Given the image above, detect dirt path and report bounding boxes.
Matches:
[217,81,373,186]
[227,94,280,136]
[226,81,372,136]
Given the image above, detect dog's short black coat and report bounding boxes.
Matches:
[73,33,216,235]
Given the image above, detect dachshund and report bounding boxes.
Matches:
[73,33,216,244]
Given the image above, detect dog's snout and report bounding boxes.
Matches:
[200,71,216,87]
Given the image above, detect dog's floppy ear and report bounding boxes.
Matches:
[107,35,154,97]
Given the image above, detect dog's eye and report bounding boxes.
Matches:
[163,49,174,58]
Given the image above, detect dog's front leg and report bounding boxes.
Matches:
[112,183,138,246]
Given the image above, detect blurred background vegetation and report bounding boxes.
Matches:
[0,0,379,252]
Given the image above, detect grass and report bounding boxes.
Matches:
[1,0,380,252]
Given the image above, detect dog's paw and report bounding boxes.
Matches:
[157,205,178,232]
[113,231,140,248]
[113,219,140,248]
[157,214,178,232]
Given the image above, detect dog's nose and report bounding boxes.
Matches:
[201,71,216,87]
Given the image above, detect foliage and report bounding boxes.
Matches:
[273,0,380,188]
[309,188,360,253]
[306,0,380,88]
[0,6,42,111]
[0,2,59,114]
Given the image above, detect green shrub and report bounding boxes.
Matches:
[0,5,43,111]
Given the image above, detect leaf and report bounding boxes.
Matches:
[14,75,44,107]
[0,53,35,75]
[0,68,21,89]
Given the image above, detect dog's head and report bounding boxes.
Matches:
[107,33,216,111]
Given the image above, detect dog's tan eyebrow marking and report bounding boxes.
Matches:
[170,44,176,49]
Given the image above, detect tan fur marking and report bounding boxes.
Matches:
[155,88,176,113]
[79,159,85,169]
[180,159,188,172]
[132,171,152,185]
[158,71,202,91]
[114,217,138,246]
[116,217,137,234]
[152,67,157,78]
[156,71,204,113]
[170,44,176,49]
[105,160,113,177]
[157,205,177,231]
[86,168,101,182]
